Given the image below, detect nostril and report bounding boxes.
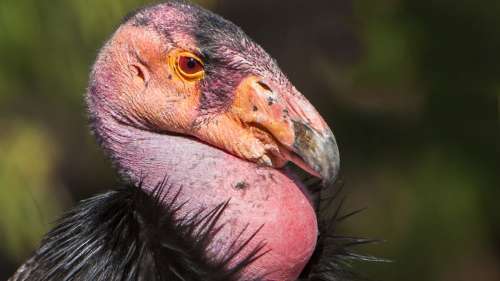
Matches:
[257,80,273,93]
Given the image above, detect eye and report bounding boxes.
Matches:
[175,52,204,81]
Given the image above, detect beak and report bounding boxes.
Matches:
[231,76,340,185]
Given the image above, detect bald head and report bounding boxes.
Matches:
[88,1,339,180]
[87,1,340,280]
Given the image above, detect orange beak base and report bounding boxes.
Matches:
[192,75,340,185]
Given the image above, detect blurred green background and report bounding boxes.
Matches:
[0,0,497,280]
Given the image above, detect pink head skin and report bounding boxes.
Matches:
[87,1,339,280]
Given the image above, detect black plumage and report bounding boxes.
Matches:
[9,181,264,281]
[9,179,379,281]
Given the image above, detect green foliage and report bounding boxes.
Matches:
[0,121,63,259]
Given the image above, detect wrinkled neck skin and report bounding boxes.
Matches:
[94,114,318,280]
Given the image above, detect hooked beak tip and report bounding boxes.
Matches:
[292,121,340,186]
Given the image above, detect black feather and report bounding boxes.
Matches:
[9,177,385,281]
[9,180,265,281]
[299,178,388,281]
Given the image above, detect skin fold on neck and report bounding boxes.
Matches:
[93,114,319,280]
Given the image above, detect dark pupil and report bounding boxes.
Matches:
[186,58,197,69]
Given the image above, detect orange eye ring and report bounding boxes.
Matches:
[172,52,205,81]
